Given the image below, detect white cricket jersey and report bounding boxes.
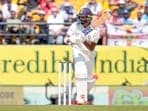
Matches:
[67,22,100,60]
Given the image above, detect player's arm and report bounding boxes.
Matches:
[83,41,97,51]
[64,23,79,45]
[64,35,81,45]
[83,30,100,51]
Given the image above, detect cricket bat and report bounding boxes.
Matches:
[92,10,111,28]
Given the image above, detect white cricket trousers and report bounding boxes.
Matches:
[73,52,95,103]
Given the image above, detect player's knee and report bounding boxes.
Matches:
[75,62,88,78]
[75,68,87,78]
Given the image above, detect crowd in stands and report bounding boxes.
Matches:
[0,0,147,45]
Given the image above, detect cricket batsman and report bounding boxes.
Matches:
[64,8,100,104]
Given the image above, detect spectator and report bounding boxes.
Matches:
[142,3,148,23]
[60,0,76,21]
[105,8,122,43]
[121,9,133,25]
[47,7,65,44]
[63,13,76,41]
[0,11,5,32]
[0,10,5,44]
[127,10,145,33]
[18,7,28,21]
[60,0,76,39]
[108,8,122,25]
[39,0,56,14]
[1,0,18,19]
[37,11,49,44]
[22,12,32,22]
[5,10,22,44]
[142,4,148,33]
[22,12,36,34]
[117,0,126,18]
[106,9,127,35]
[6,10,21,34]
[125,0,138,12]
[26,0,38,11]
[17,0,27,6]
[21,12,39,44]
[82,0,102,16]
[17,0,28,18]
[133,10,146,33]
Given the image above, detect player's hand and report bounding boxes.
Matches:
[64,35,85,44]
[70,36,81,43]
[64,36,72,45]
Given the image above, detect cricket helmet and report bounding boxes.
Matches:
[77,8,93,24]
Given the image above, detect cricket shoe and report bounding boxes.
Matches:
[75,95,90,105]
[75,101,90,105]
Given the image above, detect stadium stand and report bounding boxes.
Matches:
[0,0,147,46]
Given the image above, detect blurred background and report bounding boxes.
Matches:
[0,0,147,46]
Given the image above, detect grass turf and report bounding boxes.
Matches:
[0,105,148,111]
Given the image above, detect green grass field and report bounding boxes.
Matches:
[0,105,148,111]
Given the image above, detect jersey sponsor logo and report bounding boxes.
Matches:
[82,26,93,36]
